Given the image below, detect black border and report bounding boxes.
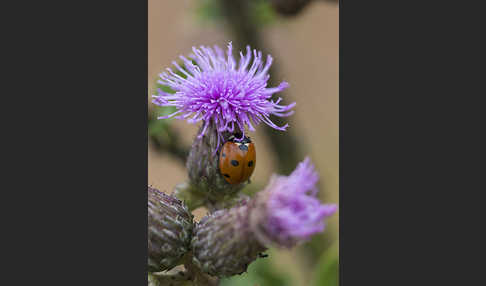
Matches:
[340,1,484,285]
[3,1,147,285]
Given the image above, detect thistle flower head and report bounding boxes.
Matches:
[251,158,337,248]
[152,42,295,144]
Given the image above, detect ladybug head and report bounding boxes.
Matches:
[228,132,252,144]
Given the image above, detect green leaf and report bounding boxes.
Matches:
[310,241,339,286]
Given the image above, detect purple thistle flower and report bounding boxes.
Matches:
[190,158,336,276]
[152,42,295,144]
[251,157,337,248]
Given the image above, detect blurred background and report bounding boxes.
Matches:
[148,0,338,285]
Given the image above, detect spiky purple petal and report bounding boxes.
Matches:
[152,42,295,141]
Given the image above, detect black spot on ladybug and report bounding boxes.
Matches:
[224,174,230,178]
[239,144,248,151]
[222,153,226,157]
[248,161,254,167]
[231,160,239,166]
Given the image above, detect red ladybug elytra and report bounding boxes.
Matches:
[219,134,256,185]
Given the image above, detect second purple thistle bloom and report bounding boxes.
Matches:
[253,158,337,248]
[152,42,296,141]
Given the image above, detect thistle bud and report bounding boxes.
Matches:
[186,121,247,200]
[148,187,194,272]
[191,202,266,277]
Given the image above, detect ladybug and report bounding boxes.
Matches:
[219,134,256,185]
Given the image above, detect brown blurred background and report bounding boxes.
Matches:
[148,1,338,284]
